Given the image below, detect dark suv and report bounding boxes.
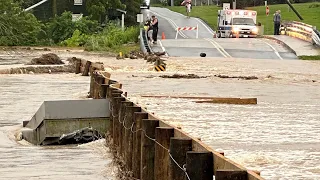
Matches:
[141,2,150,9]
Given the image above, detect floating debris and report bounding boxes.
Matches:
[160,74,210,79]
[214,74,258,80]
[46,127,102,145]
[28,53,64,65]
[0,65,75,74]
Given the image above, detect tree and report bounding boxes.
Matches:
[14,0,38,9]
[124,0,141,26]
[45,11,100,43]
[86,0,125,23]
[0,0,42,45]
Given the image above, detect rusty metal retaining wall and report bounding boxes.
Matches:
[76,59,265,180]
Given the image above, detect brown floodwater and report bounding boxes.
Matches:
[0,73,117,180]
[106,57,320,180]
[1,48,320,179]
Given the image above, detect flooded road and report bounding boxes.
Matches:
[103,57,320,180]
[1,48,320,179]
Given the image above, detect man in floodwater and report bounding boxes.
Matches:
[273,10,281,35]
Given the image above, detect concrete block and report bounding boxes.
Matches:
[26,99,110,130]
[23,121,30,127]
[44,99,110,119]
[21,129,37,145]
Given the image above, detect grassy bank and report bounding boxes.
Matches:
[298,55,320,60]
[165,2,320,35]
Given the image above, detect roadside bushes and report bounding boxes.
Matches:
[1,0,139,51]
[84,24,139,51]
[45,12,100,44]
[0,0,42,46]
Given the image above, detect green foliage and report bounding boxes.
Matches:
[45,11,100,43]
[298,55,320,60]
[13,0,35,9]
[0,0,42,46]
[124,0,141,26]
[86,0,125,22]
[247,2,320,35]
[167,2,320,35]
[61,29,89,47]
[85,23,139,51]
[1,0,142,49]
[309,3,320,8]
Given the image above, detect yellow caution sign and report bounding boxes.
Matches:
[154,64,166,71]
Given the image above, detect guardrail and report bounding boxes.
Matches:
[139,28,152,53]
[281,21,320,47]
[82,60,265,180]
[312,29,320,47]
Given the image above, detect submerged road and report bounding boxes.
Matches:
[142,7,297,60]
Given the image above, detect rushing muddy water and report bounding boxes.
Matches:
[0,73,117,179]
[106,58,320,180]
[1,48,320,180]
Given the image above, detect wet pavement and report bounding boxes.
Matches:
[143,7,298,60]
[265,35,320,56]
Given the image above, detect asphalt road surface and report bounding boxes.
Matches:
[142,7,297,60]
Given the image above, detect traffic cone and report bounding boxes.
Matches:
[162,32,166,40]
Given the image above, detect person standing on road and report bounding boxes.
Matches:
[181,0,192,18]
[273,10,281,35]
[151,15,158,44]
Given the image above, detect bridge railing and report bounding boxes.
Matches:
[281,21,320,47]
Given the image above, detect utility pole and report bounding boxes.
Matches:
[52,0,57,17]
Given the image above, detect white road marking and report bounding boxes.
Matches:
[153,7,215,37]
[158,40,169,57]
[257,39,283,60]
[204,38,232,58]
[150,10,188,38]
[195,18,214,35]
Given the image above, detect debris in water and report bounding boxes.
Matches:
[0,65,75,74]
[129,50,145,59]
[47,127,102,145]
[214,74,258,80]
[28,53,64,65]
[67,57,82,64]
[145,75,156,78]
[160,74,209,79]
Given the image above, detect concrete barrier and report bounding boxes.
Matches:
[22,99,110,145]
[86,60,265,180]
